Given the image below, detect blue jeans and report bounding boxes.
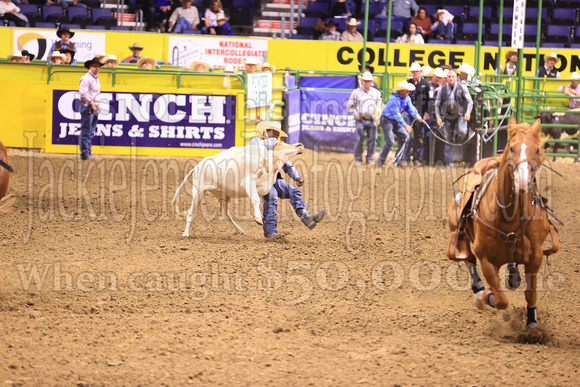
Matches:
[443,116,468,166]
[262,179,305,237]
[377,116,410,166]
[79,104,98,159]
[354,119,377,163]
[174,16,192,33]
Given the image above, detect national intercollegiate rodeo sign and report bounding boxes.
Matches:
[47,89,242,156]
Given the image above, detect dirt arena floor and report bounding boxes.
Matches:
[1,148,579,385]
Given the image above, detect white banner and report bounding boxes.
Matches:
[13,30,106,62]
[246,73,272,109]
[168,37,268,69]
[511,0,526,49]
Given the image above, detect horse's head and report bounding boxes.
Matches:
[504,117,544,193]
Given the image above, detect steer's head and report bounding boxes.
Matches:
[272,141,304,163]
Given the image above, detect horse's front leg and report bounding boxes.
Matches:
[524,253,543,328]
[479,257,509,309]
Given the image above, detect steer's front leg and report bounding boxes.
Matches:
[241,177,263,225]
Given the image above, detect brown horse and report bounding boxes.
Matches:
[447,117,559,329]
[0,139,14,213]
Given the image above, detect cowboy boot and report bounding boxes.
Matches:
[296,208,326,230]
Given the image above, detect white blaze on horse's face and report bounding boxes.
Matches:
[515,143,530,192]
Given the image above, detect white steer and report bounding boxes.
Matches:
[172,140,305,237]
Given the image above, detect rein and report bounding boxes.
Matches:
[0,159,14,173]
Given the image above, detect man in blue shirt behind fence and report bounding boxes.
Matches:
[377,80,424,167]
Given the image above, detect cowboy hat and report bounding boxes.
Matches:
[245,57,259,65]
[544,52,560,64]
[326,19,337,27]
[21,50,35,61]
[128,42,144,50]
[457,62,475,76]
[345,18,361,26]
[7,51,23,61]
[103,54,119,66]
[408,62,423,72]
[505,50,517,61]
[435,9,448,16]
[189,61,210,72]
[571,72,580,80]
[96,51,108,59]
[259,62,276,72]
[137,57,156,68]
[422,65,433,77]
[393,80,416,92]
[49,51,66,62]
[224,64,237,73]
[56,26,75,38]
[255,120,288,138]
[59,48,76,60]
[433,67,446,78]
[360,71,374,82]
[216,13,227,21]
[84,57,102,69]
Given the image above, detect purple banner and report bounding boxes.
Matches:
[298,90,356,153]
[52,90,237,149]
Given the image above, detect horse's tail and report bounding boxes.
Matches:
[172,162,201,216]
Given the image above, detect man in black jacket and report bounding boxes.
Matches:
[406,62,431,165]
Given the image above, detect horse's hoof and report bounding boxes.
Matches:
[526,322,539,330]
[482,288,496,308]
[506,264,521,290]
[474,290,486,310]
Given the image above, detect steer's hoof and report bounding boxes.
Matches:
[254,217,263,225]
[474,290,486,310]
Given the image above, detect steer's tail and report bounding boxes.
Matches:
[172,162,201,216]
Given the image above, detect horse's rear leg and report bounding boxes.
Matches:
[184,186,203,237]
[479,257,509,309]
[524,256,543,328]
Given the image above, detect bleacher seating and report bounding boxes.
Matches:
[42,5,67,24]
[68,6,92,28]
[544,25,571,46]
[304,2,329,19]
[92,8,117,28]
[297,17,319,36]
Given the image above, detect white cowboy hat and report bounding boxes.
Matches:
[103,54,119,66]
[96,51,107,58]
[245,57,259,65]
[7,51,23,61]
[458,62,475,76]
[255,120,288,138]
[443,69,450,77]
[408,62,423,72]
[361,71,374,81]
[49,51,66,62]
[345,18,361,26]
[544,52,560,64]
[393,80,416,92]
[259,62,276,72]
[571,72,580,80]
[433,67,446,78]
[224,64,236,73]
[422,65,433,77]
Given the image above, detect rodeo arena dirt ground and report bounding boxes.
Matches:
[0,148,579,386]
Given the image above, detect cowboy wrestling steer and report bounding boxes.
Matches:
[172,140,305,237]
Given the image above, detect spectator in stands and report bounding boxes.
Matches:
[412,7,432,41]
[245,57,258,73]
[123,42,145,64]
[202,0,223,34]
[60,0,85,9]
[557,72,580,109]
[137,57,156,69]
[47,27,77,65]
[498,50,517,76]
[539,52,561,78]
[377,81,423,168]
[435,70,473,168]
[103,54,119,68]
[214,14,232,35]
[168,0,200,33]
[458,62,481,85]
[395,23,424,44]
[406,62,430,165]
[319,20,341,41]
[330,0,354,18]
[347,71,382,164]
[21,50,35,63]
[188,61,210,72]
[0,0,27,27]
[48,51,66,65]
[79,57,102,161]
[96,52,108,64]
[380,0,418,32]
[7,51,23,62]
[60,48,76,65]
[431,9,453,41]
[341,18,363,42]
[259,62,275,73]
